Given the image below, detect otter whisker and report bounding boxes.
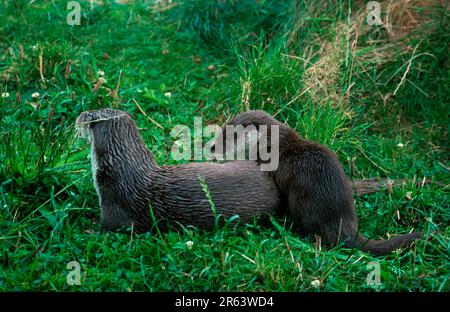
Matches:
[78,114,129,125]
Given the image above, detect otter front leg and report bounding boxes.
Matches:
[98,197,134,231]
[95,173,134,231]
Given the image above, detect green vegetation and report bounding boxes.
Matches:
[0,0,448,291]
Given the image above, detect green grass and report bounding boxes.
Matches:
[0,0,449,291]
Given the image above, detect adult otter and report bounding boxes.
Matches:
[76,109,281,233]
[211,110,422,256]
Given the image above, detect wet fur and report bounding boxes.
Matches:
[76,109,281,233]
[212,110,422,256]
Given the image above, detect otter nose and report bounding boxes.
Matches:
[76,112,93,125]
[76,113,85,125]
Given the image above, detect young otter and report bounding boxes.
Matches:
[76,109,281,233]
[211,110,422,256]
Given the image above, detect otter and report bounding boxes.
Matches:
[76,109,281,233]
[210,110,422,256]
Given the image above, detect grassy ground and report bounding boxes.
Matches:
[0,0,448,291]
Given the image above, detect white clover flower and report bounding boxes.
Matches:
[397,142,404,148]
[32,92,40,99]
[405,191,412,200]
[311,279,321,288]
[1,92,9,98]
[186,240,194,249]
[164,92,172,98]
[97,70,105,77]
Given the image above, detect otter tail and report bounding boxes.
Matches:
[345,232,422,256]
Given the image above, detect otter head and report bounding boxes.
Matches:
[210,110,284,157]
[76,109,132,142]
[210,124,259,161]
[210,111,281,171]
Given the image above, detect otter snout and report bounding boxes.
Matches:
[76,112,94,139]
[76,109,131,139]
[76,111,90,126]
